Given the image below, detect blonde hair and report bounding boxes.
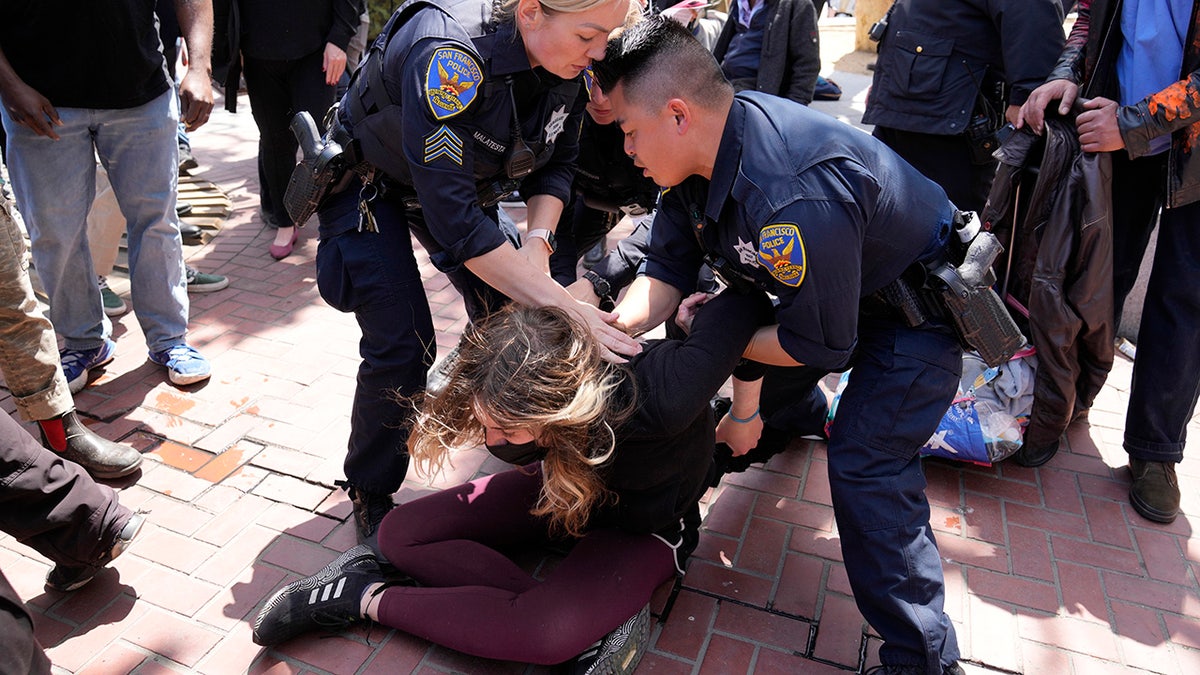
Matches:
[495,0,625,21]
[408,305,637,537]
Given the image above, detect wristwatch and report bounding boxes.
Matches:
[582,269,613,304]
[526,228,557,253]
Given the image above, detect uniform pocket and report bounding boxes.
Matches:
[886,31,955,101]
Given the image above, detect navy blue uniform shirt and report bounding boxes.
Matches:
[339,0,585,266]
[645,92,955,370]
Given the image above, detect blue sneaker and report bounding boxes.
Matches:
[149,344,211,386]
[61,339,117,394]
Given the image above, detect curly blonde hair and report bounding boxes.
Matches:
[408,304,636,537]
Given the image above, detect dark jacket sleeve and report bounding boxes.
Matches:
[637,289,776,436]
[999,0,1066,106]
[590,214,652,294]
[327,0,366,51]
[770,0,819,104]
[1047,0,1091,84]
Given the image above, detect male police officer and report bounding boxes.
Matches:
[596,17,965,675]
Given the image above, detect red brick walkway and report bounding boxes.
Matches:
[2,86,1199,674]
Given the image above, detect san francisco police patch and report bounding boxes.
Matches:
[756,223,807,288]
[425,47,482,120]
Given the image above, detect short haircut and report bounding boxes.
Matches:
[593,14,732,111]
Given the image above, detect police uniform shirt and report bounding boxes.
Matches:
[646,92,954,370]
[342,0,585,266]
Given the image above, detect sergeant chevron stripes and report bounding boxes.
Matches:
[424,125,464,165]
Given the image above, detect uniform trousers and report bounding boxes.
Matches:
[767,314,963,673]
[0,411,133,570]
[1110,152,1200,464]
[873,126,996,214]
[375,466,676,664]
[315,187,516,494]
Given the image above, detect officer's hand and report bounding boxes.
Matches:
[1076,97,1125,153]
[1,80,61,139]
[716,410,763,457]
[674,292,713,335]
[567,278,601,306]
[519,238,552,276]
[323,43,348,87]
[178,69,214,132]
[566,301,641,362]
[1016,79,1078,135]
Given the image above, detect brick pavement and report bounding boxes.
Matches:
[3,22,1200,675]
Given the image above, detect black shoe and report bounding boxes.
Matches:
[340,483,395,552]
[179,221,203,241]
[39,410,143,479]
[569,604,651,675]
[176,201,194,217]
[252,545,383,646]
[45,513,144,592]
[1129,458,1180,523]
[1011,438,1059,468]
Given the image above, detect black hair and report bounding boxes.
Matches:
[593,14,731,110]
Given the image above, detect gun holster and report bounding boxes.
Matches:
[930,222,1026,367]
[284,110,350,226]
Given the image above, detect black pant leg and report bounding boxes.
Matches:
[0,568,50,675]
[873,126,996,213]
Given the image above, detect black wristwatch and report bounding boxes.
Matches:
[582,269,613,304]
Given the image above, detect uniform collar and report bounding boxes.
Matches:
[481,19,533,77]
[705,97,746,222]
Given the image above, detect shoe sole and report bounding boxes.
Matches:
[1130,489,1179,524]
[66,347,116,394]
[187,278,230,293]
[580,605,651,675]
[167,370,212,386]
[102,305,128,317]
[86,453,144,480]
[253,545,375,645]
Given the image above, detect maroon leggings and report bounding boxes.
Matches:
[375,466,677,664]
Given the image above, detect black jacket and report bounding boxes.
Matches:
[712,0,820,104]
[863,0,1064,135]
[980,119,1114,450]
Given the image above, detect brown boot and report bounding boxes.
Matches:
[1129,458,1181,524]
[38,410,142,479]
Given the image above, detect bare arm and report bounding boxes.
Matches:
[0,45,61,139]
[744,325,804,367]
[174,0,214,131]
[519,193,565,274]
[611,275,684,336]
[464,244,641,360]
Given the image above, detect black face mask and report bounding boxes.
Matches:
[486,439,544,466]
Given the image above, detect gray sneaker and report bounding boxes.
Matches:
[185,266,229,293]
[45,513,145,592]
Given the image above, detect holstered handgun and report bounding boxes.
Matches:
[932,214,1026,367]
[283,111,346,226]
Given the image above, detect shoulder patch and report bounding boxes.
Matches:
[425,47,482,120]
[424,125,464,165]
[756,223,807,288]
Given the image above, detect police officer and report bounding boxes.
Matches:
[863,0,1064,212]
[315,0,638,547]
[597,17,965,675]
[548,66,659,288]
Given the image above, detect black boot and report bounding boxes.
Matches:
[338,483,395,554]
[38,410,142,479]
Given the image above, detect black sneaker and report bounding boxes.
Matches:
[252,544,383,646]
[339,484,395,552]
[45,513,144,592]
[569,604,651,675]
[865,662,966,675]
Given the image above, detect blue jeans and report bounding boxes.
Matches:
[0,89,188,353]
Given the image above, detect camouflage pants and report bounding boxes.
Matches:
[0,193,71,422]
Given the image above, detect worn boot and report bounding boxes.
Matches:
[38,410,142,479]
[1129,458,1181,524]
[338,483,395,554]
